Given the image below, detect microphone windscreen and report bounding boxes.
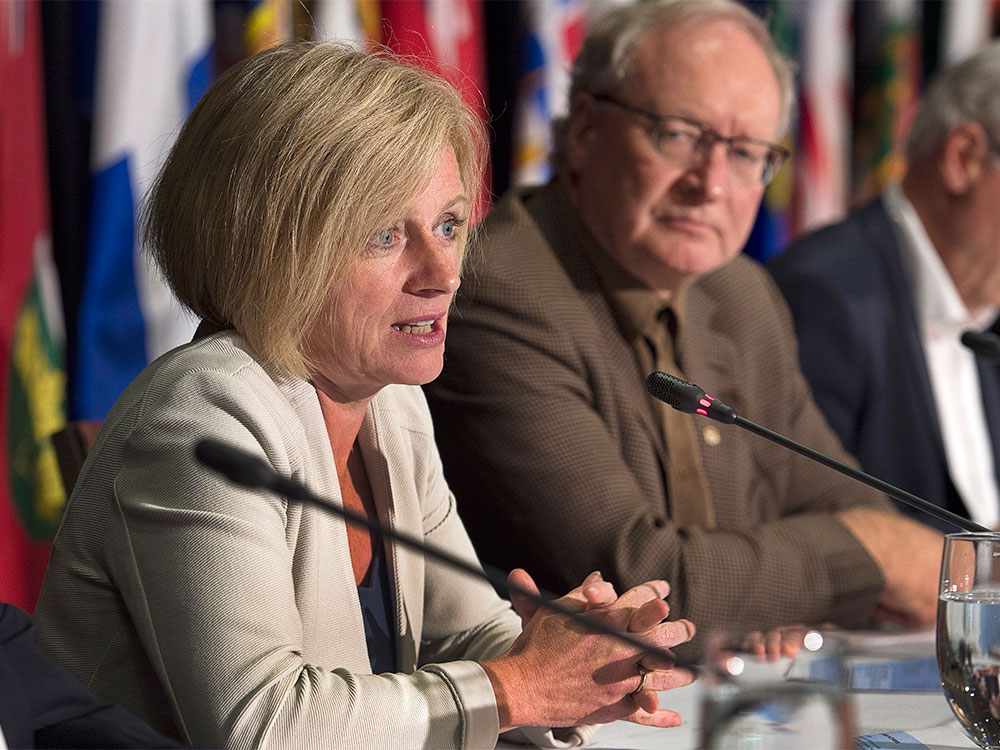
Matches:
[645,371,706,413]
[645,371,738,424]
[961,330,1000,363]
[195,439,276,490]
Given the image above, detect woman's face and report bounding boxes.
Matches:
[308,146,468,403]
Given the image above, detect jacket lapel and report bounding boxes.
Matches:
[358,396,420,672]
[981,317,1000,494]
[678,282,737,410]
[529,182,670,474]
[865,199,951,470]
[283,379,372,673]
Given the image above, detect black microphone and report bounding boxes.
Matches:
[644,372,986,533]
[195,440,305,500]
[194,438,679,663]
[645,371,737,425]
[961,330,1000,363]
[196,440,281,490]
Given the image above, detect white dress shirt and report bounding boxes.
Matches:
[885,181,1000,526]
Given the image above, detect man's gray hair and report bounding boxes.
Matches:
[552,0,796,171]
[907,41,1000,162]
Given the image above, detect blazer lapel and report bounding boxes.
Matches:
[530,182,669,474]
[283,380,372,673]
[678,282,736,410]
[981,317,1000,492]
[358,396,420,672]
[0,648,29,750]
[865,200,951,471]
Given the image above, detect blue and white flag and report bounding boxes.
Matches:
[312,0,371,48]
[510,0,625,187]
[75,0,212,420]
[510,0,587,187]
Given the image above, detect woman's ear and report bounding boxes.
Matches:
[940,120,991,195]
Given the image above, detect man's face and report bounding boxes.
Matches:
[566,19,783,295]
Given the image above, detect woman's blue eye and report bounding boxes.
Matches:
[438,217,466,239]
[376,229,394,246]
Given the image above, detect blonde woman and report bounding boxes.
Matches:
[35,42,694,749]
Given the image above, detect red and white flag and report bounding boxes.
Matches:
[791,0,852,236]
[380,0,490,208]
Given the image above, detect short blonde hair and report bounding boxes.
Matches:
[143,41,486,378]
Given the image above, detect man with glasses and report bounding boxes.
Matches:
[426,0,942,656]
[771,43,1000,534]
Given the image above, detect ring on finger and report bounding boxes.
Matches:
[630,663,648,695]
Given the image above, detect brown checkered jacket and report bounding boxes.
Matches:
[426,181,891,657]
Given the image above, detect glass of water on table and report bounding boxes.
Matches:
[700,628,852,749]
[938,532,1000,748]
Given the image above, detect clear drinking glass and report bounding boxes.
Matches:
[937,531,1000,749]
[699,629,852,749]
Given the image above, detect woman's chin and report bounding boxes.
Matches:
[387,358,445,388]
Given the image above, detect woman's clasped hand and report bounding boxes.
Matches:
[483,569,696,731]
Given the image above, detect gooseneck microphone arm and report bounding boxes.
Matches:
[644,371,987,533]
[194,439,678,663]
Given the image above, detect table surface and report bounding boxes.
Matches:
[498,629,979,750]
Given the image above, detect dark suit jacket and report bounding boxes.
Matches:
[426,181,890,656]
[0,602,181,749]
[769,197,1000,531]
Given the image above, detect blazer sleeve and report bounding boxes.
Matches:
[428,253,885,658]
[408,402,598,749]
[0,603,181,749]
[104,368,509,750]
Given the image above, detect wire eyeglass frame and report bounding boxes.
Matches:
[591,93,790,185]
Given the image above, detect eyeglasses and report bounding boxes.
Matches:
[592,94,790,186]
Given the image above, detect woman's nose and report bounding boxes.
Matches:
[406,232,461,296]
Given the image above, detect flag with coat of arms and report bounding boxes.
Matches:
[0,0,68,611]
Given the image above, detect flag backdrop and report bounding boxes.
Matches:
[941,0,995,66]
[380,0,490,208]
[742,0,794,262]
[245,0,294,56]
[1,0,67,611]
[510,0,589,187]
[790,0,852,237]
[4,4,1000,613]
[381,0,489,113]
[313,0,379,47]
[852,0,922,204]
[73,0,213,421]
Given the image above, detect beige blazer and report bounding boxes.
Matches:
[35,331,523,749]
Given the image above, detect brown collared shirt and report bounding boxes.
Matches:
[582,238,715,528]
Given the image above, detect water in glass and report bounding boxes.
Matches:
[937,532,1000,749]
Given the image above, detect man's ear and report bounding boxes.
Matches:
[940,121,991,195]
[565,92,599,173]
